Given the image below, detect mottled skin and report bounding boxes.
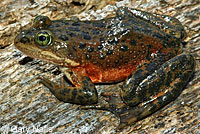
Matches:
[15,7,195,130]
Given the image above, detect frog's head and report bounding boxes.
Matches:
[14,15,79,67]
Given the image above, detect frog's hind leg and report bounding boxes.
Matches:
[81,54,195,130]
[120,54,195,128]
[39,76,98,105]
[121,54,195,107]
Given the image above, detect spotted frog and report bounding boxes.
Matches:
[15,7,195,130]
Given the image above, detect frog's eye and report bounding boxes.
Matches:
[33,16,51,29]
[35,31,52,47]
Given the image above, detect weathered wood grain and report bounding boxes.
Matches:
[0,0,199,133]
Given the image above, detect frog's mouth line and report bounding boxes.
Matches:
[15,43,80,67]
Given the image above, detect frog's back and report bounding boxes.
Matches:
[50,7,183,69]
[15,7,186,83]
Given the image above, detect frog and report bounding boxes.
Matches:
[14,7,195,130]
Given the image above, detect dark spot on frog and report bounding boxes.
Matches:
[124,59,129,64]
[66,31,76,37]
[82,32,91,40]
[152,32,165,41]
[77,95,84,101]
[68,27,80,32]
[20,37,30,43]
[54,29,62,34]
[133,69,145,83]
[136,34,143,39]
[72,45,76,51]
[92,29,102,35]
[138,85,148,100]
[62,20,69,25]
[59,34,69,41]
[82,79,89,85]
[55,23,60,27]
[120,45,128,51]
[148,80,159,94]
[111,64,116,68]
[175,73,184,81]
[172,82,184,95]
[97,45,103,50]
[170,63,178,71]
[106,49,113,55]
[72,22,81,26]
[99,38,104,42]
[115,59,119,64]
[84,21,91,24]
[78,89,83,93]
[99,53,105,59]
[145,61,160,74]
[49,25,55,28]
[136,51,142,56]
[121,39,126,43]
[79,42,86,49]
[129,50,133,54]
[84,76,91,81]
[86,54,91,59]
[92,22,105,28]
[87,46,94,52]
[130,39,137,46]
[88,83,94,88]
[149,103,158,113]
[119,55,123,59]
[165,71,172,87]
[132,60,137,66]
[60,88,70,95]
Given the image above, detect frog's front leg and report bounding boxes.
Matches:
[39,68,98,105]
[81,54,195,130]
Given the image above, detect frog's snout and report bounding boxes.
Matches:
[14,29,35,50]
[15,33,30,45]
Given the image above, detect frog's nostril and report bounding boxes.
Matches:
[20,37,30,44]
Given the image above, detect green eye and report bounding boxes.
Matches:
[35,31,52,46]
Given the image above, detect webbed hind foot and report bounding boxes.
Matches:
[80,101,147,130]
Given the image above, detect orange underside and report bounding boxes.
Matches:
[72,63,136,83]
[71,45,174,84]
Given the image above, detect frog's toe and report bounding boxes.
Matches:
[80,102,124,111]
[80,102,142,130]
[115,105,145,130]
